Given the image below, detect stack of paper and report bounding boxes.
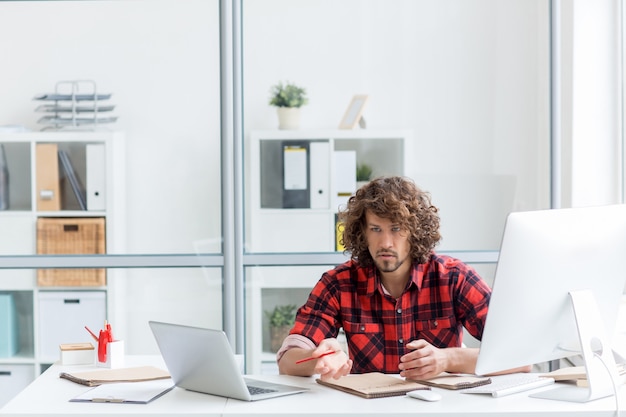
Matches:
[541,364,626,387]
[60,365,171,387]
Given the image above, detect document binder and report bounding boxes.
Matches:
[309,141,330,209]
[86,143,106,211]
[335,214,345,252]
[35,143,61,211]
[333,150,356,210]
[282,142,309,208]
[58,150,87,210]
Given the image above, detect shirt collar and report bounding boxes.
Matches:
[360,260,427,297]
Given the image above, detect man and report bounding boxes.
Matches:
[276,176,494,381]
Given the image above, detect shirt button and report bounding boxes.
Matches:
[399,338,404,344]
[360,325,365,331]
[396,308,402,314]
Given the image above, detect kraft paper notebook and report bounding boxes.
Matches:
[60,366,171,387]
[315,372,429,399]
[409,373,492,390]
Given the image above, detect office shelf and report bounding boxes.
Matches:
[0,131,125,405]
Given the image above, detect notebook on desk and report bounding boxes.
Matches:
[149,320,308,401]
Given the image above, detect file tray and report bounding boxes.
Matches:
[36,217,106,286]
[0,293,19,357]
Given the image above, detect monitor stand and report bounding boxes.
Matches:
[530,289,621,403]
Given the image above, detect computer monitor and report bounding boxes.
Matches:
[475,204,626,402]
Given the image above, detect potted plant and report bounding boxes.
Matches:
[269,81,308,129]
[356,163,373,188]
[265,304,297,352]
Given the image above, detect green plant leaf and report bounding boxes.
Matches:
[269,81,308,108]
[356,163,373,181]
[264,304,298,327]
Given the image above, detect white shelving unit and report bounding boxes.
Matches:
[245,129,411,374]
[0,131,125,406]
[248,129,412,253]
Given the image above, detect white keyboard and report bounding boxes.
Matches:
[461,374,555,398]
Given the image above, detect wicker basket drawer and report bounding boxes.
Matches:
[36,217,106,287]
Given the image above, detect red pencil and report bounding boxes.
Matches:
[84,326,99,342]
[295,350,338,364]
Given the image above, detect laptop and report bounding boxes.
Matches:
[149,321,308,401]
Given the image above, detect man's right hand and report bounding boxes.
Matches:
[278,338,352,379]
[313,339,352,381]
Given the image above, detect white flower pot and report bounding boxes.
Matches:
[276,107,301,130]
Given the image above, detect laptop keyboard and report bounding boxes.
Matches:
[247,385,278,395]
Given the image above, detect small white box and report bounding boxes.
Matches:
[60,343,95,365]
[96,340,124,369]
[38,291,106,362]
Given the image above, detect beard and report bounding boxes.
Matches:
[373,250,407,273]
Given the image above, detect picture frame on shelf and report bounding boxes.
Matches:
[339,95,369,129]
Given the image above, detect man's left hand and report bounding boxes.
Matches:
[399,339,447,380]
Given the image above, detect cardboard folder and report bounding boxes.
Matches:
[59,365,171,387]
[35,143,61,211]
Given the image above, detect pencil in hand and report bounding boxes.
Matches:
[295,350,338,364]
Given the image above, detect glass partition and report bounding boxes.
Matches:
[0,2,224,387]
[0,0,555,386]
[0,0,222,256]
[242,0,551,254]
[241,0,551,375]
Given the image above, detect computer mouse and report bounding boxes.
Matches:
[406,389,442,402]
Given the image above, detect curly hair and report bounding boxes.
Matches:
[338,176,441,266]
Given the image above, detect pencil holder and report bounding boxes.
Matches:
[96,339,124,369]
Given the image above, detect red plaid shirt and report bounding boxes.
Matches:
[290,254,491,374]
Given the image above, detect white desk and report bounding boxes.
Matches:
[0,356,226,417]
[1,355,626,417]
